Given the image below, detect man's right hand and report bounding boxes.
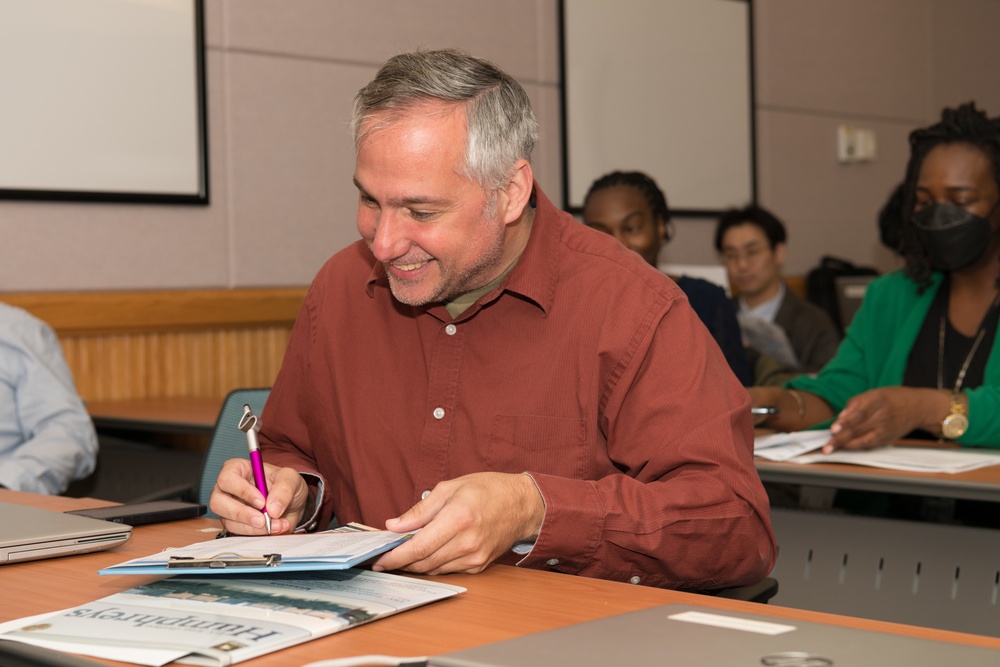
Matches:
[210,458,311,535]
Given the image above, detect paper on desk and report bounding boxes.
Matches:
[754,430,830,461]
[0,569,464,667]
[789,446,1000,473]
[100,530,411,575]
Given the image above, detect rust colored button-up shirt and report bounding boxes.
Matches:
[260,186,775,590]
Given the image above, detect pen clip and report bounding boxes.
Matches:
[167,552,282,569]
[238,405,260,439]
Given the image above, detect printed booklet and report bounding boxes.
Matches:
[0,569,464,666]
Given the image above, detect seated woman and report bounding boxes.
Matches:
[752,102,1000,451]
[582,170,753,385]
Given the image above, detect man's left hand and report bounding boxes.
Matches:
[371,472,545,575]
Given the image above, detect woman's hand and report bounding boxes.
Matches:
[826,387,946,453]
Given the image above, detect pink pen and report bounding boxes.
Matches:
[238,404,271,534]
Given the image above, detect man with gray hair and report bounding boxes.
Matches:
[211,49,774,591]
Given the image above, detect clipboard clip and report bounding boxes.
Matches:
[167,552,282,569]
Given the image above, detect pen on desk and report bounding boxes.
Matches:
[238,404,271,535]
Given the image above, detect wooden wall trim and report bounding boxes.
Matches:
[0,288,307,336]
[0,288,306,401]
[5,280,806,334]
[726,276,808,301]
[3,282,814,401]
[786,275,807,300]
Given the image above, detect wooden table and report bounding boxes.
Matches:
[86,397,223,437]
[753,435,1000,503]
[4,489,1000,666]
[756,455,1000,503]
[756,448,1000,633]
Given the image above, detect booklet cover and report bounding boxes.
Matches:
[0,569,464,666]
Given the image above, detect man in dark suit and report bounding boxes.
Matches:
[715,206,841,384]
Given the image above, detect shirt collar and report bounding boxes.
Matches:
[740,281,785,322]
[496,183,558,315]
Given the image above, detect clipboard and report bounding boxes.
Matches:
[99,530,412,575]
[166,552,283,569]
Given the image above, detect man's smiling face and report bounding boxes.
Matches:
[354,102,509,306]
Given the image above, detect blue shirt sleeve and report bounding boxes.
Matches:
[0,304,98,493]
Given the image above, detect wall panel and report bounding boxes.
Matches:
[4,288,304,402]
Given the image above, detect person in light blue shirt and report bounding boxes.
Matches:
[0,303,97,493]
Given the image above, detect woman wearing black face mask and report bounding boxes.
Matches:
[750,102,1000,451]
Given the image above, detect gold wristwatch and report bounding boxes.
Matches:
[941,392,969,440]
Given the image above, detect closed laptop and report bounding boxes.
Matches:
[0,501,131,564]
[430,603,1000,667]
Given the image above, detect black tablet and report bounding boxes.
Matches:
[66,500,206,526]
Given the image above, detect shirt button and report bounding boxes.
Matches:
[629,575,641,585]
[433,407,445,419]
[546,558,559,567]
[445,324,457,335]
[421,490,431,500]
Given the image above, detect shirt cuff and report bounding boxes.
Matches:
[294,472,325,533]
[512,472,546,559]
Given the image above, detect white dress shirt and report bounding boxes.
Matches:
[739,282,786,323]
[0,303,97,493]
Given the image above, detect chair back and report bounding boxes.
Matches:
[197,388,270,517]
[711,577,779,604]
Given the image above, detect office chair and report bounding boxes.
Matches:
[116,388,270,508]
[693,577,779,604]
[196,387,270,518]
[712,577,779,604]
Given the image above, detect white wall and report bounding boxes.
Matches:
[665,0,1000,276]
[0,0,562,291]
[3,0,1000,292]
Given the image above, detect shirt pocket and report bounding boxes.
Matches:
[487,414,587,475]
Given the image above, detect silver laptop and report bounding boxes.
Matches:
[0,502,131,564]
[430,603,1000,666]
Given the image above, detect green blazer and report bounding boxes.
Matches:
[787,270,1000,447]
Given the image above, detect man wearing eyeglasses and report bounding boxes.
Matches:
[715,206,841,384]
